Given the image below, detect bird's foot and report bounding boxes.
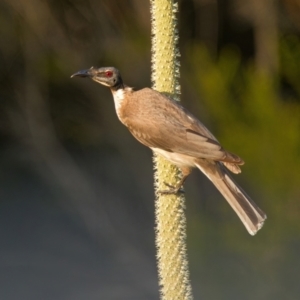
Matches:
[158,182,185,195]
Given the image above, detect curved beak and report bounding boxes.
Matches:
[71,67,95,78]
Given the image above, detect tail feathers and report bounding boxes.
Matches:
[223,162,241,174]
[196,162,266,235]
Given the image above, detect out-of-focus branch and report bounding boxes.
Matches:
[252,0,278,75]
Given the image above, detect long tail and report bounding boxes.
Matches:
[195,160,266,235]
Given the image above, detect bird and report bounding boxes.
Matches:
[71,66,266,235]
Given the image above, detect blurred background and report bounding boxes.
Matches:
[0,0,300,299]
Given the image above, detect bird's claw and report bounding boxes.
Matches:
[158,182,185,195]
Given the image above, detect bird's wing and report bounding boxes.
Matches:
[123,88,243,165]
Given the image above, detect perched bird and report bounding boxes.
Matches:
[71,66,266,235]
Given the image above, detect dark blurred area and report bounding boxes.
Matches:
[1,0,300,299]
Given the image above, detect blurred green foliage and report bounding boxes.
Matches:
[191,41,300,195]
[185,38,300,300]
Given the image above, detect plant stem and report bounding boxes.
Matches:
[150,1,193,299]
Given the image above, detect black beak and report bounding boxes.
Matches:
[71,67,94,78]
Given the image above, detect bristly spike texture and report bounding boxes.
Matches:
[150,0,193,299]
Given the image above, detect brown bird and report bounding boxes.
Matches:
[71,66,266,235]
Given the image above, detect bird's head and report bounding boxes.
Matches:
[71,66,123,90]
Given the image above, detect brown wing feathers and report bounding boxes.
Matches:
[124,88,244,170]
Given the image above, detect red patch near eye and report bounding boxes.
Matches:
[105,70,113,77]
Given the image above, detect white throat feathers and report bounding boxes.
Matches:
[112,87,132,119]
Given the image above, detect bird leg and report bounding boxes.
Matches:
[158,167,192,195]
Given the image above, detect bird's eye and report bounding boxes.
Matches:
[105,70,113,77]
